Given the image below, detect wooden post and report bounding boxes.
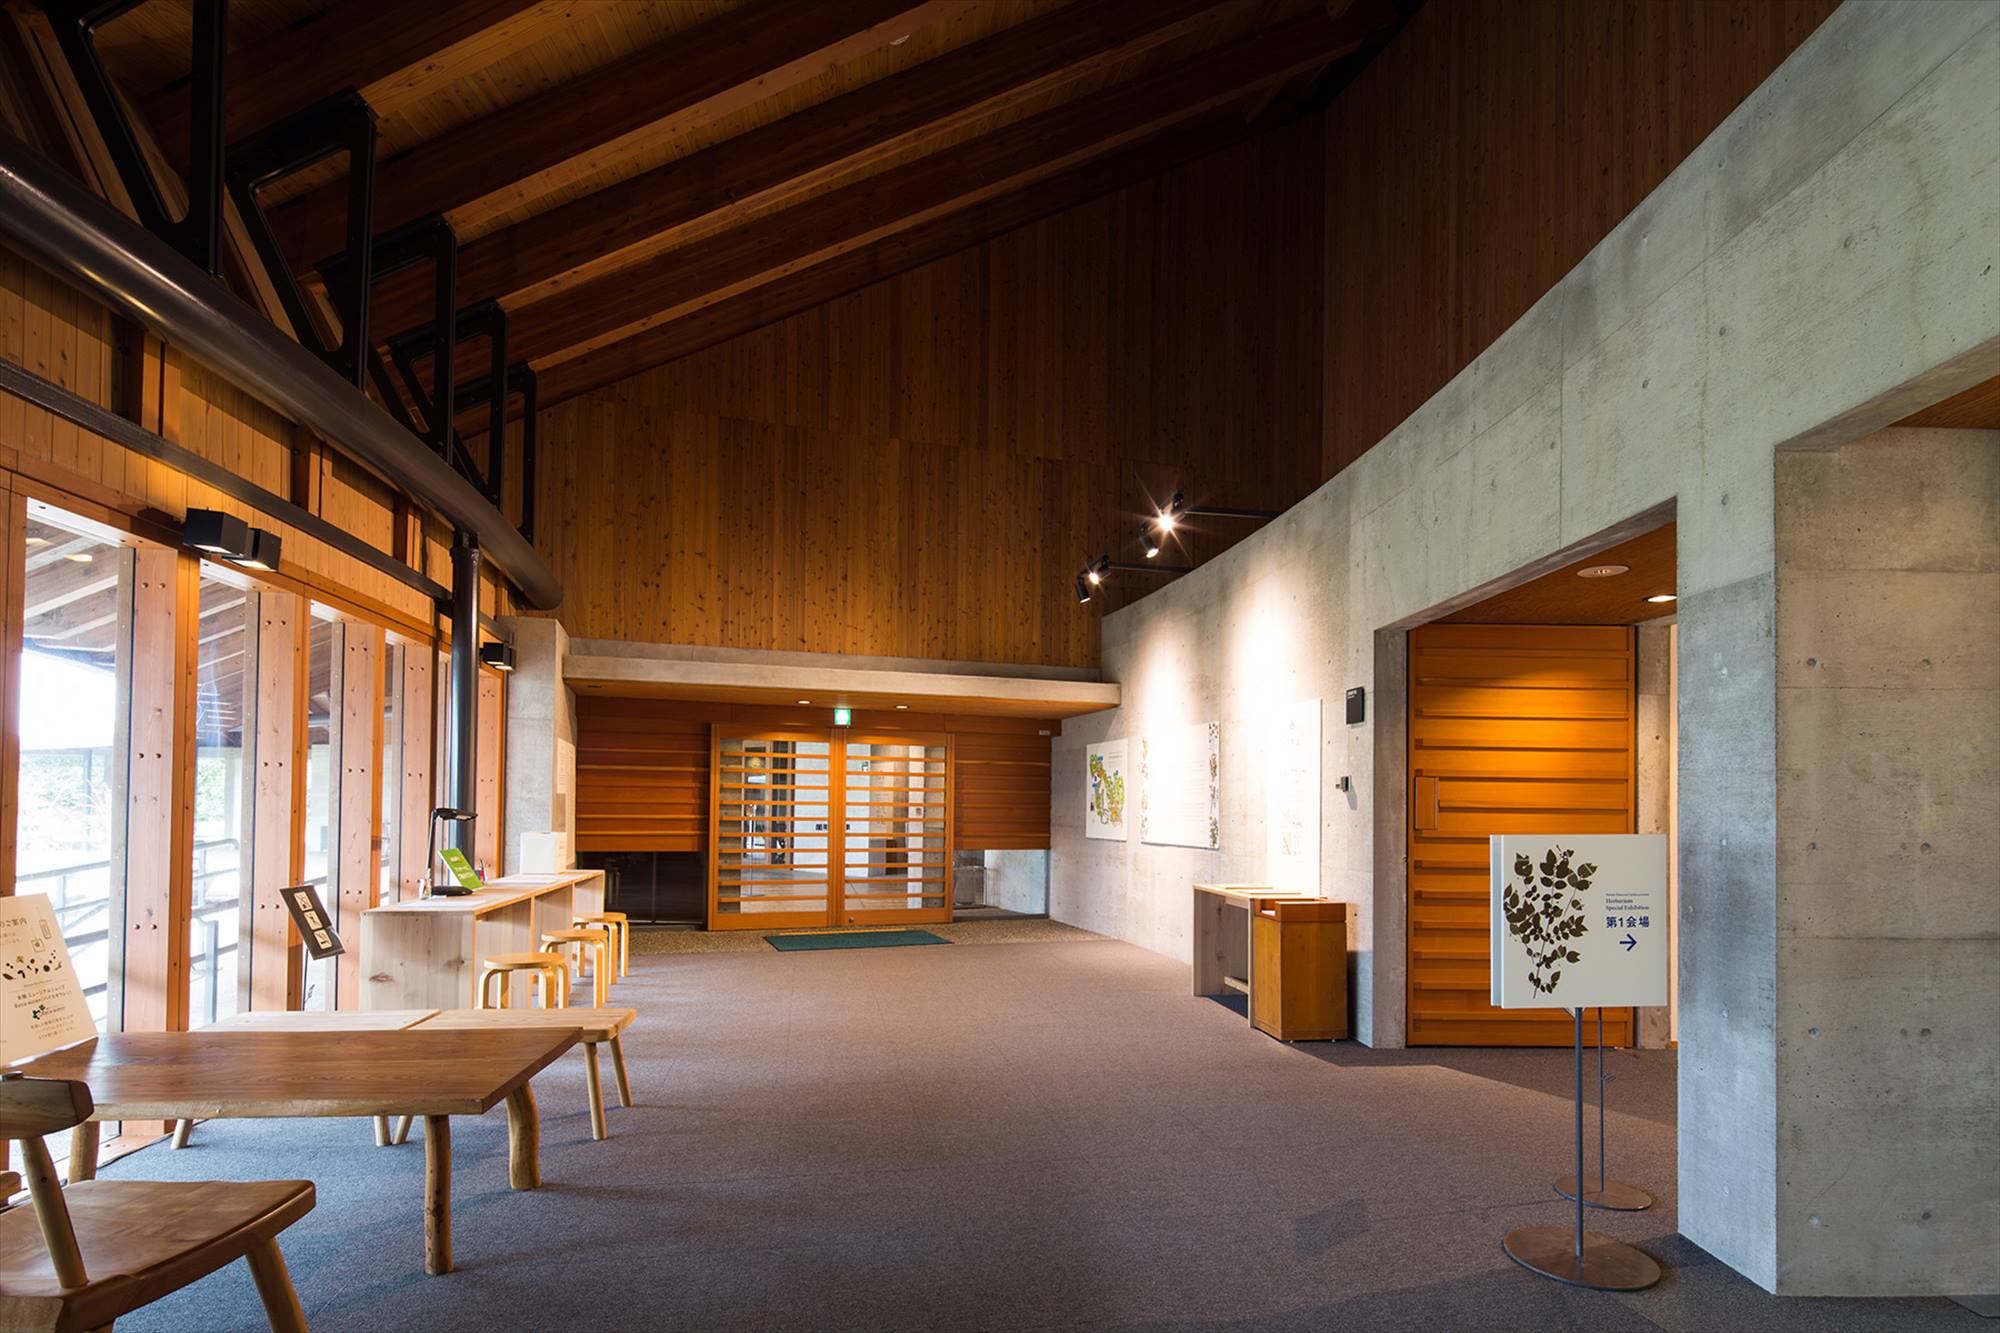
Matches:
[124,545,195,1037]
[0,486,22,899]
[249,592,305,1011]
[396,641,434,899]
[335,621,381,1005]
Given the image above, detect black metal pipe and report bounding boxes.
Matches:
[447,530,481,860]
[0,135,563,609]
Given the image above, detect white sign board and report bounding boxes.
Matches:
[1265,700,1320,892]
[1084,740,1128,841]
[1491,835,1668,1009]
[1141,722,1220,849]
[0,893,96,1062]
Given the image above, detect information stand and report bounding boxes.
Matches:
[1489,835,1667,1291]
[1554,1007,1653,1211]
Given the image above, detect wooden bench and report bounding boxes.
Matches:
[414,1008,636,1141]
[0,1072,314,1331]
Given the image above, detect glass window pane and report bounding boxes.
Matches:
[190,568,251,1027]
[15,513,131,1033]
[301,614,339,1010]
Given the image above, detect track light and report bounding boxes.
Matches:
[479,640,516,672]
[1152,490,1184,535]
[1140,524,1161,559]
[1075,575,1092,604]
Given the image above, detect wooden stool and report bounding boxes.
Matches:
[541,928,612,1008]
[573,911,631,978]
[478,952,568,1009]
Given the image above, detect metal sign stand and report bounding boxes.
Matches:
[1554,1007,1655,1211]
[1502,1008,1662,1291]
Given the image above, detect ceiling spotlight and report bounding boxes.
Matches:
[1153,489,1185,535]
[1577,563,1630,579]
[1645,593,1677,604]
[1140,524,1162,559]
[1074,575,1092,605]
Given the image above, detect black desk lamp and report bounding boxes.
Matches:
[424,807,477,896]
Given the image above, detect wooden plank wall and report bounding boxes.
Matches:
[575,695,1054,853]
[532,118,1326,669]
[1321,0,1839,478]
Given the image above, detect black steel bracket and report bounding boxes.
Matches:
[226,90,377,389]
[40,0,225,274]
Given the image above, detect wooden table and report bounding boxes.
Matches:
[198,1009,440,1147]
[1191,884,1321,1027]
[416,1008,637,1140]
[361,870,607,1010]
[8,1027,578,1275]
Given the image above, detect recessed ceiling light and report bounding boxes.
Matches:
[1645,593,1677,604]
[796,698,811,705]
[1577,563,1629,579]
[63,551,93,563]
[895,704,908,710]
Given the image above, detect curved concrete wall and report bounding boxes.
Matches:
[1051,0,2000,1295]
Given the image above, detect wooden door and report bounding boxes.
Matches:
[837,733,951,926]
[709,729,837,930]
[1407,624,1637,1046]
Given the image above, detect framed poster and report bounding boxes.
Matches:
[1491,835,1668,1009]
[1084,740,1128,840]
[1265,699,1320,892]
[0,893,96,1061]
[1141,721,1220,849]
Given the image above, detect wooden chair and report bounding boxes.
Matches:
[0,1072,314,1332]
[539,927,612,1008]
[572,911,631,979]
[477,952,568,1008]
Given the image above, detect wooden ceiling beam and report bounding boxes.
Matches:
[506,9,1379,368]
[145,0,547,164]
[519,111,1283,414]
[271,0,953,267]
[368,0,1227,338]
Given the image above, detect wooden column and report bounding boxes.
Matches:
[475,668,504,876]
[123,545,197,1035]
[0,486,21,898]
[335,622,382,1005]
[247,591,304,1011]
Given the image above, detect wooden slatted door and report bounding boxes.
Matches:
[838,733,951,925]
[709,730,837,929]
[1407,624,1637,1046]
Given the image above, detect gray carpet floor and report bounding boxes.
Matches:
[101,933,1978,1332]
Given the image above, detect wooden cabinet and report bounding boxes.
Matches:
[1249,899,1349,1042]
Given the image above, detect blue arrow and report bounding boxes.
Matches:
[1621,933,1637,951]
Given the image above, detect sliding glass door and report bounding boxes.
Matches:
[708,728,952,929]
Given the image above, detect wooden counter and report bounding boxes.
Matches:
[361,870,607,1010]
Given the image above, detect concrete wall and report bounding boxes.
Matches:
[499,616,577,874]
[1636,618,1677,1048]
[1050,0,2000,1294]
[1773,426,1999,1295]
[984,850,1050,916]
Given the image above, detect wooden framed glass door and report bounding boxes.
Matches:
[836,733,950,926]
[709,730,836,929]
[707,727,953,929]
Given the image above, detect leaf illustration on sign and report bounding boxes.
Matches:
[1502,845,1595,995]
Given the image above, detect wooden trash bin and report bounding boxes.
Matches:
[1249,898,1349,1041]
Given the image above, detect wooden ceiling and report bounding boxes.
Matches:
[1441,523,1676,625]
[91,0,1403,424]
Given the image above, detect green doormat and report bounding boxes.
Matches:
[765,929,949,952]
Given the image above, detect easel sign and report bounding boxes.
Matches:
[282,884,344,960]
[1491,835,1668,1009]
[0,893,97,1062]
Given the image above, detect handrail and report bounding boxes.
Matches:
[0,135,563,610]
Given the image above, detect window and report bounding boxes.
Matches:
[190,566,253,1026]
[14,510,132,1032]
[380,639,403,902]
[300,612,339,1010]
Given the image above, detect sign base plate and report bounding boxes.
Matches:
[1554,1175,1654,1211]
[1502,1226,1661,1291]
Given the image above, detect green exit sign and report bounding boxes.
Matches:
[833,707,852,726]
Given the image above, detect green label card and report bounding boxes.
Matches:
[439,846,482,890]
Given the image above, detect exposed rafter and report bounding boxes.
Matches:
[367,0,1229,337]
[505,8,1379,369]
[271,0,954,266]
